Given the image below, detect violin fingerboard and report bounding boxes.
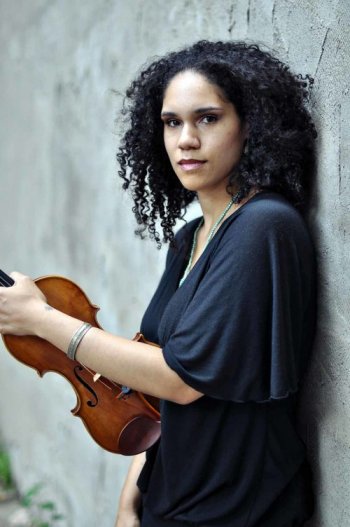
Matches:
[0,270,15,287]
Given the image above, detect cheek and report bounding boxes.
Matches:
[163,131,175,157]
[223,127,244,147]
[212,130,244,171]
[223,130,245,159]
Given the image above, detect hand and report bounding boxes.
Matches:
[115,453,144,527]
[0,272,47,336]
[114,507,140,527]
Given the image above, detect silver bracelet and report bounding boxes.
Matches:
[67,322,92,361]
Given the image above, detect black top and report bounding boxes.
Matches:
[137,192,316,527]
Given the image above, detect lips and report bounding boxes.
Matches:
[178,159,207,171]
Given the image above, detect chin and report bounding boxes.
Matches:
[179,181,204,192]
[179,176,224,193]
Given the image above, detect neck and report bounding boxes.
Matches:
[197,189,239,235]
[197,186,258,236]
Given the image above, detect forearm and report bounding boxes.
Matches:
[0,272,202,403]
[34,304,201,404]
[115,453,145,526]
[118,452,145,512]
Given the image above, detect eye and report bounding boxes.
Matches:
[200,114,218,124]
[164,118,181,128]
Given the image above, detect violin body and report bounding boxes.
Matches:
[1,274,161,455]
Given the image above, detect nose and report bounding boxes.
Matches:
[178,123,200,150]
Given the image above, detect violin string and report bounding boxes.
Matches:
[82,364,122,392]
[82,365,113,390]
[79,364,156,413]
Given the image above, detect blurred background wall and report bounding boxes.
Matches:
[0,1,348,526]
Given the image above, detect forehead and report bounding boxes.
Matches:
[162,70,228,110]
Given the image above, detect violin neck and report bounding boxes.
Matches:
[0,270,15,287]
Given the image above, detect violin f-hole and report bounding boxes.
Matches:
[74,365,98,407]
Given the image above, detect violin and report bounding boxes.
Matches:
[0,270,160,455]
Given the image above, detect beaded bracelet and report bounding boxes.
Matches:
[67,322,92,361]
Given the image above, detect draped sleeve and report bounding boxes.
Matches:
[159,195,316,403]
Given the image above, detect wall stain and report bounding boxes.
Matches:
[272,0,276,24]
[247,0,251,26]
[228,3,235,36]
[314,26,330,79]
[338,102,342,196]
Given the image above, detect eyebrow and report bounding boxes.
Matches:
[161,106,223,117]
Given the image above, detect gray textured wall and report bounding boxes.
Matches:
[0,1,348,526]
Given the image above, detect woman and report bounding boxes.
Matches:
[0,41,317,526]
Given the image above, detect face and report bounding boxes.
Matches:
[161,70,247,195]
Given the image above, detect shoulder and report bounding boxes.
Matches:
[175,217,201,240]
[172,217,202,250]
[225,192,310,242]
[242,192,304,225]
[165,217,201,267]
[212,192,314,268]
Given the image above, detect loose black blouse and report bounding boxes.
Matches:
[137,192,316,527]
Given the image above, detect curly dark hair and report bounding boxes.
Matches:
[116,40,317,247]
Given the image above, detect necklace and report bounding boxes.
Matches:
[178,197,236,287]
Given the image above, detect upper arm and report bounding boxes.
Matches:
[160,206,314,403]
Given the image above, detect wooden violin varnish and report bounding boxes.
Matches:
[0,270,160,455]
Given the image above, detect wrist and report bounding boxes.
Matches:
[118,503,138,514]
[119,490,141,513]
[33,303,83,352]
[23,299,51,337]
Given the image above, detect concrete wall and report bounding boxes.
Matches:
[0,1,348,525]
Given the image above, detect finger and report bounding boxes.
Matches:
[10,272,33,286]
[10,271,28,281]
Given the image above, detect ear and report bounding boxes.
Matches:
[241,123,249,155]
[242,121,249,140]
